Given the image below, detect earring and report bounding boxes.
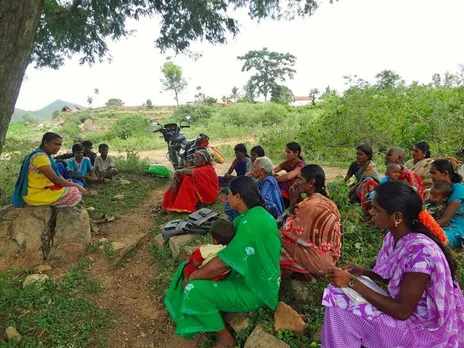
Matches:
[394,221,399,227]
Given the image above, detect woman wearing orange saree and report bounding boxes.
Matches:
[162,149,219,213]
[280,165,342,281]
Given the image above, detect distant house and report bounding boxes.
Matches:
[61,105,81,112]
[292,96,311,107]
[216,98,232,105]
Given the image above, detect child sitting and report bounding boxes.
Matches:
[94,144,118,183]
[67,143,97,187]
[218,144,252,187]
[424,180,453,221]
[183,219,235,281]
[368,163,402,200]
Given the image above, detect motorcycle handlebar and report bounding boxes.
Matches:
[153,128,162,133]
[180,125,190,128]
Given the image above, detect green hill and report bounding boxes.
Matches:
[12,99,85,123]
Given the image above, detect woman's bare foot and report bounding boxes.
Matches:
[214,328,237,348]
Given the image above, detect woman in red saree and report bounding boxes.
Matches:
[280,165,342,281]
[162,149,219,213]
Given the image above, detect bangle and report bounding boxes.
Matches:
[186,274,190,282]
[348,276,358,288]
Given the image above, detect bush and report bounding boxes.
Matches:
[171,105,214,123]
[108,114,150,140]
[213,103,288,127]
[59,122,82,143]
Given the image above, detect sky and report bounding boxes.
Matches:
[15,0,464,111]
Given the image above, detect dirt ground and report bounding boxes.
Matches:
[51,145,346,348]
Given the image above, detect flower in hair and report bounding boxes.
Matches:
[418,210,448,245]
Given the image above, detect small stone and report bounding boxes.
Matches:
[88,190,98,196]
[274,302,308,337]
[224,312,250,332]
[113,194,124,200]
[107,216,116,222]
[23,274,49,287]
[92,226,100,233]
[111,242,126,251]
[35,264,52,273]
[169,234,194,258]
[140,332,146,337]
[288,279,312,302]
[98,238,108,243]
[5,327,22,342]
[180,245,198,261]
[153,233,165,249]
[244,325,289,348]
[119,179,131,185]
[87,207,96,212]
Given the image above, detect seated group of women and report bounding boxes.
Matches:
[347,141,464,249]
[164,140,464,348]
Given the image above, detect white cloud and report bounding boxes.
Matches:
[16,0,464,110]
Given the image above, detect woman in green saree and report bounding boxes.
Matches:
[164,176,281,347]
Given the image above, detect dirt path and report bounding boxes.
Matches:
[52,186,198,348]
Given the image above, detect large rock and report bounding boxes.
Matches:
[169,234,194,258]
[274,302,308,337]
[0,206,51,269]
[244,325,289,348]
[0,206,91,269]
[48,206,91,263]
[153,233,165,249]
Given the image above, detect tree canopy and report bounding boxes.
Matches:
[32,0,326,69]
[238,48,297,101]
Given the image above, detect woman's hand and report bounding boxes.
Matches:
[289,184,301,212]
[182,276,189,289]
[343,263,367,277]
[174,169,183,179]
[327,267,354,288]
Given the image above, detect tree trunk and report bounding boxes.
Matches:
[0,0,44,154]
[174,91,179,106]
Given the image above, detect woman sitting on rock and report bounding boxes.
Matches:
[280,165,341,282]
[348,144,379,210]
[162,148,219,213]
[429,159,464,248]
[164,176,281,347]
[273,142,306,201]
[218,143,251,187]
[322,181,464,347]
[12,132,87,208]
[405,141,434,190]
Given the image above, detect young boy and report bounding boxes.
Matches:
[67,143,97,187]
[82,140,97,166]
[183,219,235,281]
[368,163,402,200]
[94,144,118,183]
[425,180,453,221]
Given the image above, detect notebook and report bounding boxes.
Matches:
[341,276,389,305]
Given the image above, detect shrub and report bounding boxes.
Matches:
[213,103,288,127]
[59,122,82,143]
[109,114,150,140]
[171,105,214,123]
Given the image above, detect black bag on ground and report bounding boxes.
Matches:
[161,208,219,241]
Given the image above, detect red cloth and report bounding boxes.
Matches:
[162,165,219,213]
[357,178,379,210]
[183,248,228,281]
[400,169,424,199]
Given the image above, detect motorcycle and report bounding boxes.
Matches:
[154,116,211,170]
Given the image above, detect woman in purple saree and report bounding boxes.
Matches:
[323,181,464,348]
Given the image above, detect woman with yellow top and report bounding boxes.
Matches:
[404,141,434,189]
[12,133,87,208]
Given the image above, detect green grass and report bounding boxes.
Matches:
[82,173,168,220]
[0,258,111,347]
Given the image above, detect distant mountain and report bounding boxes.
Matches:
[11,99,85,123]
